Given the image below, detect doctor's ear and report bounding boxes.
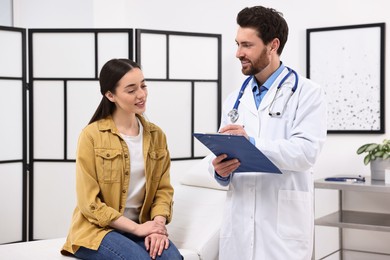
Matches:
[269,38,280,52]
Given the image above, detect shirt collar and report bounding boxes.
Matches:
[96,114,155,134]
[251,62,286,92]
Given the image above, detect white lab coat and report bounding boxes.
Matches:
[211,67,327,260]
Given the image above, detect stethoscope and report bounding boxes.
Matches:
[228,67,299,123]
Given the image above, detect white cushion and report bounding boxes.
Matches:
[0,237,200,260]
[0,238,69,259]
[168,184,226,260]
[177,249,200,260]
[179,156,228,191]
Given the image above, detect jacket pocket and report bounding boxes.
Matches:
[95,148,122,183]
[277,190,311,241]
[148,148,167,182]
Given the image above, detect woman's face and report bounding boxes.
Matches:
[107,68,148,115]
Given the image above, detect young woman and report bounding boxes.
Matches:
[61,59,182,260]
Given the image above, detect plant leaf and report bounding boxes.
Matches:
[365,143,379,152]
[364,154,371,165]
[357,144,370,154]
[374,151,384,157]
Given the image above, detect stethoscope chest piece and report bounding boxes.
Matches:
[228,109,239,123]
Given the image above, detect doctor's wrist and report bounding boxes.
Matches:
[215,171,230,181]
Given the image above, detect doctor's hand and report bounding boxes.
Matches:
[212,154,240,178]
[219,124,248,140]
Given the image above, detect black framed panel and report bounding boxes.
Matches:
[0,163,24,244]
[193,81,219,157]
[66,80,102,159]
[0,26,27,243]
[307,23,385,134]
[32,162,76,239]
[136,29,222,160]
[28,28,133,240]
[146,80,193,158]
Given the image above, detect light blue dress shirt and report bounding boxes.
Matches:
[251,63,286,108]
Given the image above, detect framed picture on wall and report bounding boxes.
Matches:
[306,23,385,133]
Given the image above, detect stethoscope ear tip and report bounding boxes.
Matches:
[268,112,281,117]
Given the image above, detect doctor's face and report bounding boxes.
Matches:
[235,27,271,76]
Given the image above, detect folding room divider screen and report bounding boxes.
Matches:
[0,26,27,244]
[0,26,221,243]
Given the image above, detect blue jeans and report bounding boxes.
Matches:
[74,231,183,260]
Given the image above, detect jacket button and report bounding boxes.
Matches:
[124,154,128,158]
[119,206,123,210]
[90,205,96,210]
[106,153,110,157]
[125,171,129,175]
[122,190,126,193]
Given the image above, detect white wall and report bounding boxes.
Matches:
[5,0,390,258]
[0,0,12,26]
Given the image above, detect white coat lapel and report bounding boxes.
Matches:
[239,81,258,116]
[258,68,290,111]
[258,85,280,111]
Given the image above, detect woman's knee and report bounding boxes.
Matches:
[158,242,183,260]
[75,231,151,260]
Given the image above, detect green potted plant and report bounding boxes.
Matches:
[357,139,390,181]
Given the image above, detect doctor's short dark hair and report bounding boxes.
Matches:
[237,6,289,55]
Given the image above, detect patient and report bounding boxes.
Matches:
[61,58,182,260]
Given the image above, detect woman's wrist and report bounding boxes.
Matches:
[153,215,167,225]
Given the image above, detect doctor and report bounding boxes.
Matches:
[210,6,327,260]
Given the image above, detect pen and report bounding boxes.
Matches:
[324,176,365,182]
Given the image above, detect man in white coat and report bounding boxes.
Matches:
[210,6,327,260]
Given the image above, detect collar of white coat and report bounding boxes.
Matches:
[239,67,295,114]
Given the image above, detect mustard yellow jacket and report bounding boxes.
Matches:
[61,115,173,255]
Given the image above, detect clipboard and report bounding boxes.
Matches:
[193,133,282,174]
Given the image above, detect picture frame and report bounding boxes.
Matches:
[306,23,385,133]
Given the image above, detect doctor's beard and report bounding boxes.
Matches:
[240,48,269,76]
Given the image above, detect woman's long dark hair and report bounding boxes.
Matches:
[89,59,141,124]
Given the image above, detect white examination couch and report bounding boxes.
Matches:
[0,158,227,260]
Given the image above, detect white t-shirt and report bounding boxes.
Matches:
[120,120,146,222]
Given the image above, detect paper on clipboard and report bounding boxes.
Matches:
[193,133,282,174]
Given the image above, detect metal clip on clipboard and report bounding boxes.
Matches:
[324,175,366,183]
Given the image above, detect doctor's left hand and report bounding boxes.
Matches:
[212,154,240,178]
[219,124,248,139]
